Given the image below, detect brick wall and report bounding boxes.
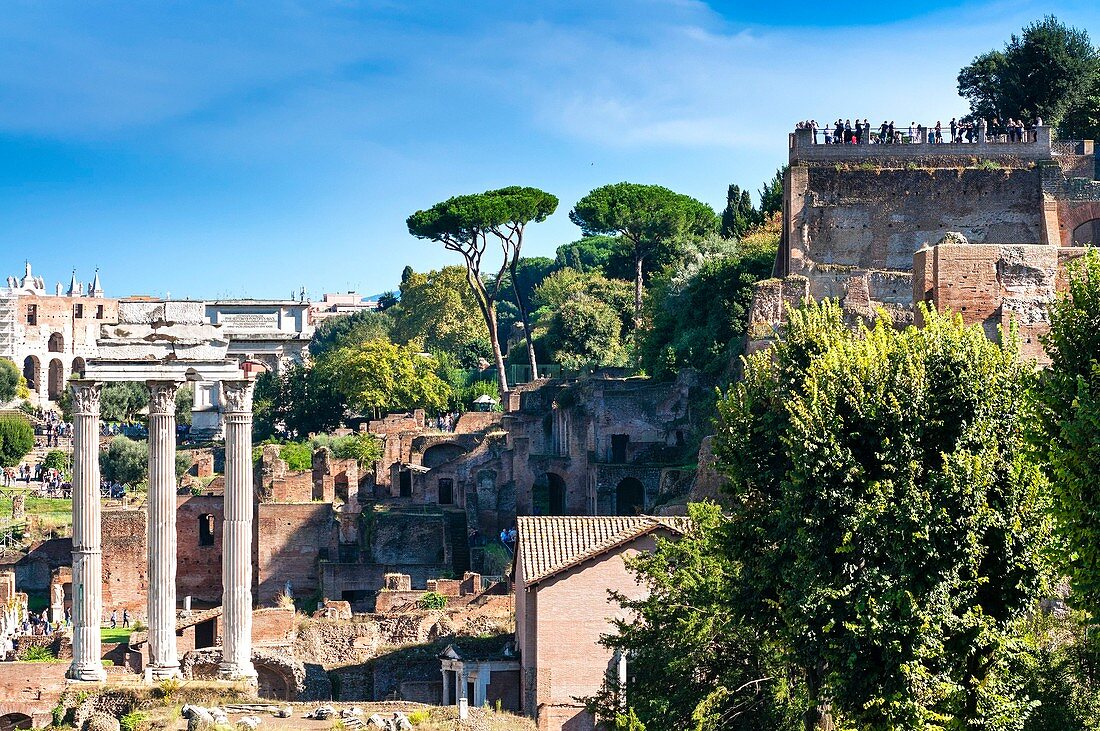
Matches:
[176,495,224,605]
[0,660,68,725]
[102,509,147,616]
[256,503,335,605]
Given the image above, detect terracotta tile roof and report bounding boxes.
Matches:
[517,515,688,586]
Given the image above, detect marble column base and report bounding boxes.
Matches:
[145,663,182,682]
[68,661,107,682]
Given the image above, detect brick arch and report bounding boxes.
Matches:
[1057,200,1100,247]
[0,702,48,729]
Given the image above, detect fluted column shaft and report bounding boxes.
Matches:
[69,380,106,682]
[146,380,181,681]
[219,379,257,679]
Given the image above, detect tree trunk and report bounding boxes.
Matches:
[509,261,539,379]
[485,303,510,403]
[633,255,644,323]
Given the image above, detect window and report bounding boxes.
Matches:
[198,514,215,546]
[96,305,104,319]
[26,304,37,325]
[438,478,454,505]
[73,304,84,318]
[611,434,629,463]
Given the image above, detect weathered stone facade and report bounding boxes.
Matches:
[750,128,1099,361]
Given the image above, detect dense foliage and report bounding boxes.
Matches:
[0,358,23,403]
[1031,250,1100,616]
[99,436,147,485]
[598,301,1057,730]
[569,183,719,318]
[0,414,34,467]
[958,16,1100,138]
[640,219,778,378]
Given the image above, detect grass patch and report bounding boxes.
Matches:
[101,627,133,644]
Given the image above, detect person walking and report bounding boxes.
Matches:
[110,609,117,629]
[122,609,130,628]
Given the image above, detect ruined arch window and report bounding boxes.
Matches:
[48,332,64,353]
[26,304,37,325]
[198,514,216,546]
[1072,218,1100,246]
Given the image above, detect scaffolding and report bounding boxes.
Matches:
[0,288,15,362]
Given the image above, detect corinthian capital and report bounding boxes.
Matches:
[70,381,102,416]
[220,380,255,414]
[147,381,181,415]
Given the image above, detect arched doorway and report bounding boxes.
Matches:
[47,359,64,401]
[72,357,86,377]
[47,332,64,353]
[22,356,39,394]
[615,477,645,516]
[1072,218,1100,246]
[532,473,567,516]
[422,443,466,469]
[255,662,294,700]
[0,713,32,731]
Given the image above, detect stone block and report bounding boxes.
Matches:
[117,301,163,324]
[164,301,206,324]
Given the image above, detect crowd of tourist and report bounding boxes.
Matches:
[20,607,68,637]
[795,117,1044,145]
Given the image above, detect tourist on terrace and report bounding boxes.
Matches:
[950,118,957,142]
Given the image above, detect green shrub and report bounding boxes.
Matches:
[18,644,55,662]
[120,710,147,731]
[406,710,430,725]
[0,414,34,467]
[418,591,448,610]
[279,442,312,471]
[42,449,67,472]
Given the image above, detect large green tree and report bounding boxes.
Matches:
[715,301,1052,729]
[640,230,777,379]
[0,414,34,467]
[1031,250,1100,616]
[958,16,1100,133]
[532,269,634,371]
[324,338,451,418]
[720,184,756,239]
[407,187,557,396]
[253,362,346,441]
[100,435,148,486]
[390,266,490,364]
[0,358,23,404]
[587,502,807,730]
[310,309,393,359]
[569,183,718,320]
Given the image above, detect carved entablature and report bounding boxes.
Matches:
[220,380,255,414]
[147,381,180,415]
[71,382,102,416]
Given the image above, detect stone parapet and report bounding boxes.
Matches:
[789,125,1054,165]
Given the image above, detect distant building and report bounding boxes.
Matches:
[514,515,687,731]
[310,291,378,322]
[1,262,116,405]
[0,263,314,431]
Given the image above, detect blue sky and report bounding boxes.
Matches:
[2,1,1099,300]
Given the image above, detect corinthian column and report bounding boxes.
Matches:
[219,379,257,679]
[68,380,106,682]
[146,380,181,681]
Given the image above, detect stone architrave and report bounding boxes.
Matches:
[146,380,182,680]
[219,379,257,679]
[68,380,107,681]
